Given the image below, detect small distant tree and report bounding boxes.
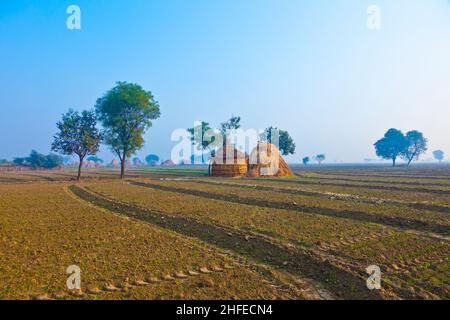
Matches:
[132,157,143,167]
[220,115,241,135]
[260,126,296,156]
[96,82,161,179]
[374,128,407,167]
[219,115,242,158]
[27,150,47,168]
[219,115,241,147]
[145,154,160,166]
[187,121,218,164]
[44,153,64,169]
[314,154,326,165]
[433,150,444,163]
[145,154,160,163]
[13,157,27,166]
[302,157,310,166]
[86,156,104,164]
[402,130,428,166]
[52,109,101,180]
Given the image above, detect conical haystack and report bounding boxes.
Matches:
[211,142,248,177]
[247,143,293,177]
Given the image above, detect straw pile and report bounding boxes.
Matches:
[211,143,248,177]
[247,143,293,177]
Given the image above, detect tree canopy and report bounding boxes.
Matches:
[86,156,104,163]
[314,154,326,165]
[220,115,241,135]
[14,150,63,169]
[145,154,160,164]
[374,128,407,166]
[187,121,219,164]
[374,128,428,166]
[433,150,444,162]
[302,157,310,166]
[260,126,296,156]
[95,82,160,178]
[402,130,428,166]
[52,109,101,180]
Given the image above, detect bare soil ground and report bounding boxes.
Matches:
[0,165,448,300]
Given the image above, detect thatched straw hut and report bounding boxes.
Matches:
[211,142,248,177]
[247,143,293,177]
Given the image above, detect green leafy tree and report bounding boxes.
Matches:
[14,151,63,169]
[132,157,143,166]
[260,127,296,156]
[27,150,47,168]
[402,130,428,166]
[187,121,218,164]
[314,154,326,165]
[86,156,104,163]
[374,128,407,167]
[145,154,160,165]
[43,153,64,169]
[95,82,161,179]
[13,157,27,166]
[220,115,241,135]
[302,157,310,166]
[52,109,101,180]
[433,150,444,163]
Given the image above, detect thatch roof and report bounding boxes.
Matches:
[211,142,248,177]
[211,142,247,165]
[248,143,293,177]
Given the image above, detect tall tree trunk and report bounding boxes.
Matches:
[77,156,84,181]
[120,155,126,179]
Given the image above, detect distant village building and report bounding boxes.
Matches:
[162,160,175,166]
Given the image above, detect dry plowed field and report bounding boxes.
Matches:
[0,166,449,300]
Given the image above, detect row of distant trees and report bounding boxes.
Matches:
[10,150,63,169]
[302,154,326,166]
[299,129,445,167]
[374,128,445,166]
[65,154,163,168]
[0,153,165,171]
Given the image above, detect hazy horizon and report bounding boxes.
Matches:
[1,0,450,164]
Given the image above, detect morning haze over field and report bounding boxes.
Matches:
[0,1,449,304]
[1,0,450,163]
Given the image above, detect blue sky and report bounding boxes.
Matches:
[1,0,450,163]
